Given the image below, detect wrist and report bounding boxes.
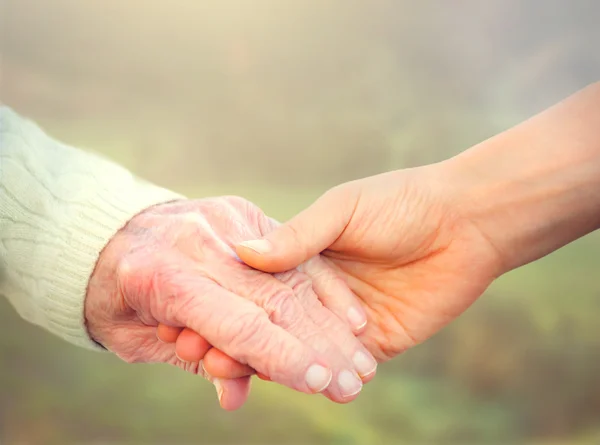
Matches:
[0,106,184,351]
[441,82,600,275]
[67,183,184,350]
[82,193,186,349]
[83,199,175,348]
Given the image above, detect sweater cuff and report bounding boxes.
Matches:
[45,177,183,351]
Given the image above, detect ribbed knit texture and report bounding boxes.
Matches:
[0,107,183,350]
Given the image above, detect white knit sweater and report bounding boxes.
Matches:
[0,107,183,350]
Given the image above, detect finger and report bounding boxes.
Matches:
[169,341,252,411]
[175,328,211,363]
[170,328,259,378]
[170,278,334,396]
[156,323,183,343]
[299,255,367,333]
[121,252,332,396]
[260,214,368,334]
[197,360,253,411]
[214,377,252,411]
[219,265,369,402]
[202,348,255,379]
[274,270,377,398]
[171,328,204,362]
[128,326,252,411]
[172,329,262,379]
[256,372,271,381]
[236,185,357,273]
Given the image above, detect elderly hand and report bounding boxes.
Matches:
[84,196,376,410]
[160,82,600,403]
[167,165,500,371]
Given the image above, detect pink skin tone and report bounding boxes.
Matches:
[159,168,500,390]
[85,196,377,411]
[160,82,600,409]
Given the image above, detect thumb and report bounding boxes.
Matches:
[236,185,357,273]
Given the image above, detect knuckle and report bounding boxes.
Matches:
[274,270,313,295]
[116,254,136,291]
[303,294,326,315]
[115,252,157,303]
[302,295,346,333]
[272,270,294,282]
[289,275,315,297]
[258,216,279,235]
[280,222,312,261]
[282,223,303,246]
[328,273,348,289]
[265,290,301,329]
[274,271,321,312]
[322,274,349,296]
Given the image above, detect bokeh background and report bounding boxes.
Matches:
[2,1,600,444]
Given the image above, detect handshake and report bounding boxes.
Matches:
[85,165,502,411]
[84,82,600,411]
[2,83,598,415]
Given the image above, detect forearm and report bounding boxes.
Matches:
[445,82,600,274]
[0,106,182,349]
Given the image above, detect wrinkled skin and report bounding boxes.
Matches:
[165,164,503,392]
[85,196,376,411]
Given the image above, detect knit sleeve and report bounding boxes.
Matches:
[0,106,184,350]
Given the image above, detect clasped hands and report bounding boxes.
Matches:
[85,163,503,411]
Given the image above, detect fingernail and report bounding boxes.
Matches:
[175,351,188,363]
[213,378,224,404]
[239,239,272,255]
[338,370,363,398]
[305,364,332,393]
[347,307,367,331]
[353,351,377,378]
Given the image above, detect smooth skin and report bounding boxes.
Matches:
[159,82,600,408]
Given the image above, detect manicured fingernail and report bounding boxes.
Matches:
[214,378,224,404]
[305,364,332,392]
[347,307,367,331]
[353,351,377,378]
[338,370,363,398]
[239,239,272,255]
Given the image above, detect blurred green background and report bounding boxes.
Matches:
[2,1,600,443]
